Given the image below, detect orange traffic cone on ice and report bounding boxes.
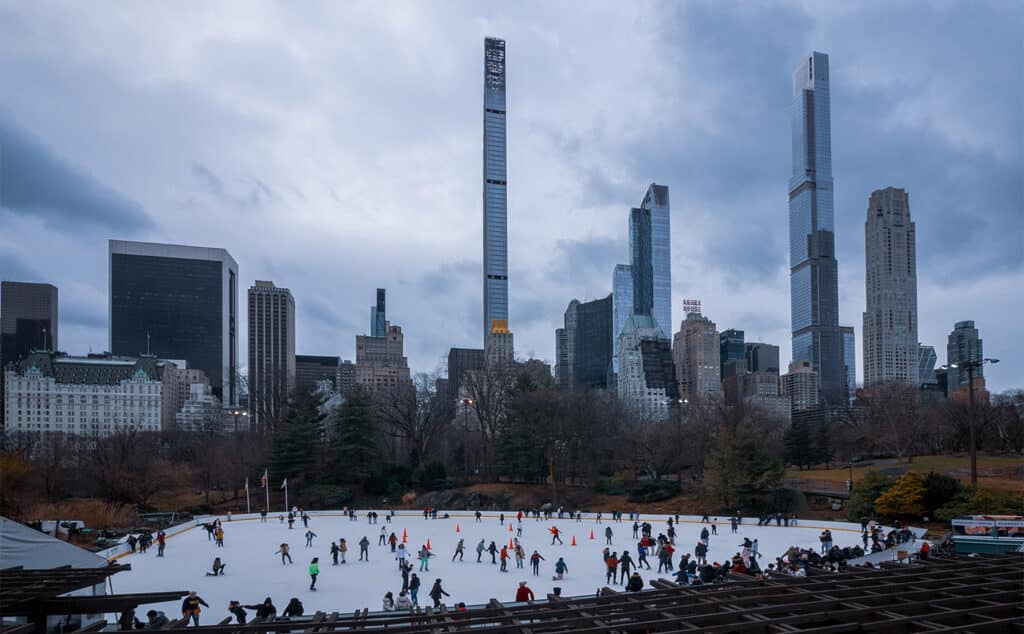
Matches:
[509,538,514,549]
[426,539,432,550]
[589,529,594,540]
[456,524,460,533]
[571,535,577,546]
[402,528,408,543]
[509,523,513,532]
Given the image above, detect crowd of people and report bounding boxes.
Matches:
[116,506,923,629]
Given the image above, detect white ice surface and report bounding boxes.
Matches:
[112,511,868,622]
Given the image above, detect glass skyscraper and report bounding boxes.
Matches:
[641,184,671,338]
[109,240,238,405]
[789,51,845,404]
[370,288,386,337]
[629,207,654,319]
[483,36,509,344]
[841,325,856,399]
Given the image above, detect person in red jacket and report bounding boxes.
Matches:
[515,581,534,602]
[549,526,562,545]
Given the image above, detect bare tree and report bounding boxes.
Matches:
[374,371,448,467]
[460,360,517,478]
[859,382,924,461]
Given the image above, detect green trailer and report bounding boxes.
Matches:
[951,516,1024,554]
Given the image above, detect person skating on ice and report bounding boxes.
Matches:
[308,557,320,591]
[339,538,349,563]
[476,539,486,562]
[487,541,498,564]
[396,543,408,570]
[419,545,432,571]
[549,526,563,545]
[605,526,613,545]
[304,530,317,547]
[530,550,545,576]
[553,557,568,580]
[205,557,226,576]
[388,532,398,552]
[330,541,340,565]
[227,601,246,624]
[452,538,465,562]
[409,573,421,606]
[515,581,534,602]
[499,545,509,572]
[428,578,450,608]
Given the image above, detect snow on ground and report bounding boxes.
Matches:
[113,511,867,622]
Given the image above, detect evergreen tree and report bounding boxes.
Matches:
[269,392,323,481]
[328,387,379,484]
[784,420,813,470]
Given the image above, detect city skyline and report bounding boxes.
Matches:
[0,3,1020,392]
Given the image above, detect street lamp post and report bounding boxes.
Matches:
[461,398,473,479]
[942,358,999,486]
[847,462,854,492]
[229,409,249,434]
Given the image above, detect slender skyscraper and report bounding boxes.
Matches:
[641,184,672,337]
[483,36,510,352]
[863,187,918,386]
[1,281,59,433]
[371,288,386,337]
[789,52,845,404]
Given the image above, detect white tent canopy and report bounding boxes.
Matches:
[0,517,107,570]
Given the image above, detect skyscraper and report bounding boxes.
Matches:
[745,342,780,374]
[612,264,634,340]
[641,184,672,337]
[841,325,857,398]
[918,344,938,387]
[782,360,820,413]
[370,288,386,337]
[1,281,59,433]
[559,295,613,391]
[946,320,984,396]
[109,240,238,405]
[617,313,677,418]
[248,281,295,432]
[483,36,510,349]
[673,311,721,402]
[629,208,654,319]
[789,52,845,404]
[863,187,918,386]
[719,328,746,379]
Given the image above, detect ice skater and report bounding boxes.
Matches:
[331,541,340,565]
[549,526,563,545]
[339,538,348,563]
[605,526,613,545]
[476,539,486,562]
[205,557,226,576]
[308,557,319,591]
[396,543,408,570]
[305,530,317,547]
[553,557,568,580]
[452,538,465,562]
[276,543,293,564]
[530,550,544,576]
[359,536,369,561]
[428,578,450,608]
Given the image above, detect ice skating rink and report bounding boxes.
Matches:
[113,511,868,621]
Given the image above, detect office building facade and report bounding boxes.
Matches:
[782,360,820,413]
[175,383,222,433]
[918,344,938,387]
[160,361,209,431]
[946,321,984,396]
[356,323,411,392]
[371,288,386,338]
[1,281,59,433]
[248,281,295,431]
[788,52,845,405]
[3,351,161,436]
[720,328,746,378]
[841,325,856,399]
[641,184,672,337]
[483,36,510,348]
[109,240,238,405]
[559,295,613,391]
[611,264,633,377]
[745,343,780,374]
[617,314,676,419]
[863,187,918,386]
[673,312,721,402]
[296,355,340,394]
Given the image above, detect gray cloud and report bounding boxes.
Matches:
[0,115,153,233]
[0,2,1019,392]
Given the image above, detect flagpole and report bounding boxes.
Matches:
[283,479,289,513]
[264,468,270,514]
[245,477,251,514]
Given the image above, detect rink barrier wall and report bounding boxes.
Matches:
[99,509,916,562]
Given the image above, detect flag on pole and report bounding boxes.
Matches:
[245,477,250,495]
[281,478,288,490]
[261,469,268,488]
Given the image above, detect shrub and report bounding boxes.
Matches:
[935,487,1024,522]
[26,500,137,530]
[922,471,965,516]
[417,461,448,491]
[845,471,896,521]
[874,472,926,520]
[628,480,680,503]
[595,478,626,496]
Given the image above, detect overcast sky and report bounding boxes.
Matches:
[1,1,1021,392]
